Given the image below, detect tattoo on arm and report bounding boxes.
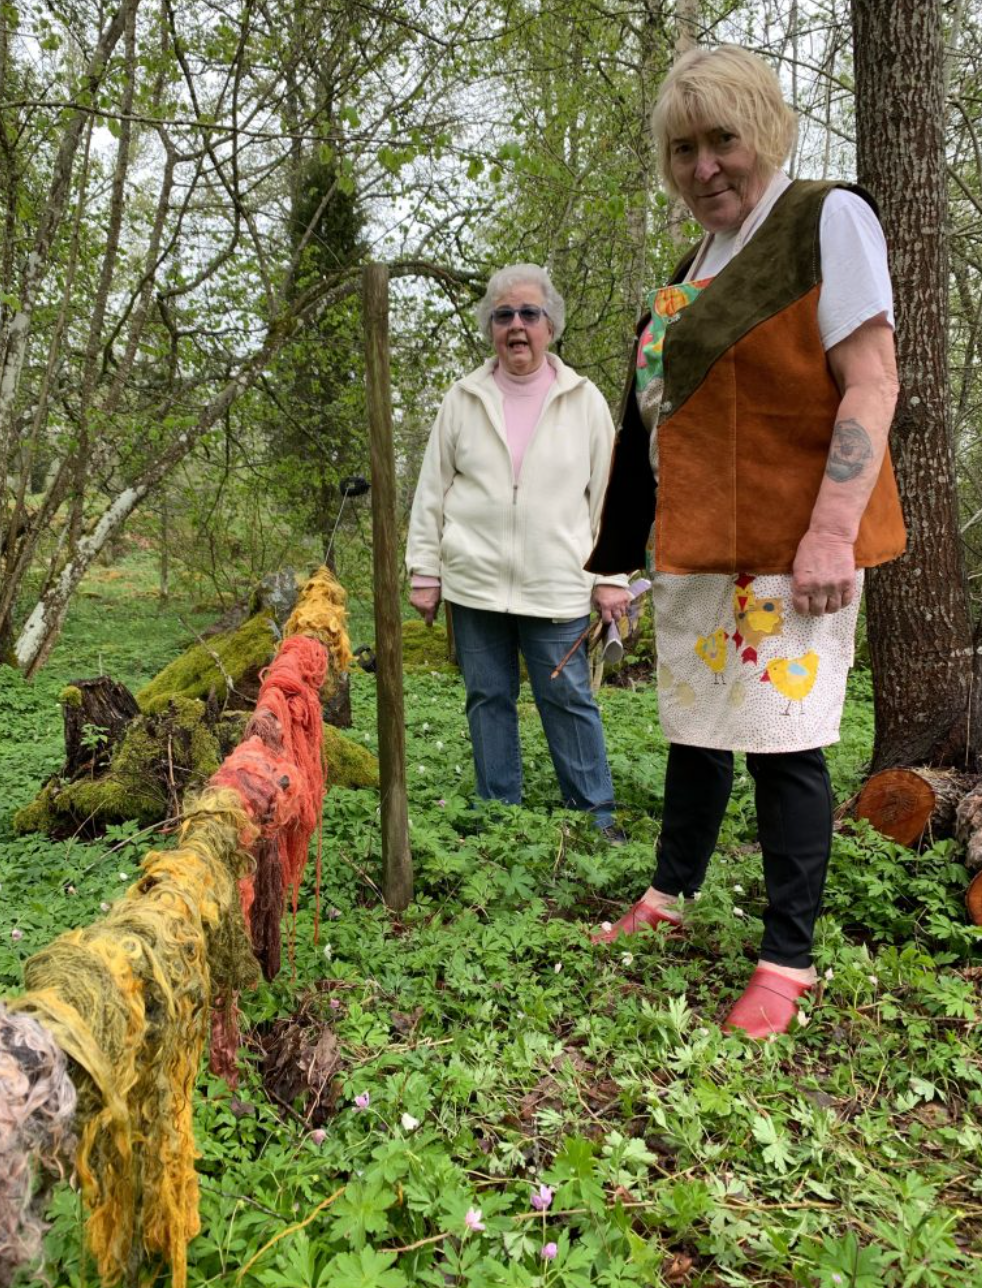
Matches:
[826,418,873,482]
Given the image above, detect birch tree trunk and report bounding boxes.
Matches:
[0,0,138,494]
[667,0,701,250]
[851,0,978,770]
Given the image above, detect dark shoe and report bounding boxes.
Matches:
[589,897,682,944]
[596,824,628,846]
[723,967,813,1038]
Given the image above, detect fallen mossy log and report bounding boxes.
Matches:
[136,609,280,714]
[0,568,351,1288]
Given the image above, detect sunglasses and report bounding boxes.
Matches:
[491,305,548,326]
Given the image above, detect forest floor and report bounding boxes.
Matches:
[1,554,981,1288]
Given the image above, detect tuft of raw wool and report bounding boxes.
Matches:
[0,1004,77,1287]
[284,567,352,689]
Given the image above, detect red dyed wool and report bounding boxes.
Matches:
[210,634,327,905]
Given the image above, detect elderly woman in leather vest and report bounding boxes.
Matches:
[588,46,905,1037]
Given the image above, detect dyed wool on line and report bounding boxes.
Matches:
[208,632,332,1076]
[7,790,260,1288]
[0,567,350,1288]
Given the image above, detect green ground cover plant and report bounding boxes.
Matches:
[1,556,980,1287]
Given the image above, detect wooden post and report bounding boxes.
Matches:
[363,263,413,911]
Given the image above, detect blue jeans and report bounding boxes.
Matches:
[449,603,615,828]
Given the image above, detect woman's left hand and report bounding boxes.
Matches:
[791,530,856,616]
[593,585,633,625]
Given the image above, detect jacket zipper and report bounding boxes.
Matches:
[506,482,519,612]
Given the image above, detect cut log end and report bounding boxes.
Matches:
[967,871,982,927]
[854,768,939,847]
[855,767,982,925]
[854,766,976,848]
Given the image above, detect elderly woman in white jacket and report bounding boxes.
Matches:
[406,264,631,837]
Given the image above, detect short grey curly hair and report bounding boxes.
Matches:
[476,264,566,342]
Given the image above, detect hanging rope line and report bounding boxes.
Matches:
[0,567,351,1288]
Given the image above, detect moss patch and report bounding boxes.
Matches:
[136,612,278,713]
[14,679,375,837]
[401,619,456,673]
[324,725,379,790]
[11,780,63,836]
[16,605,373,837]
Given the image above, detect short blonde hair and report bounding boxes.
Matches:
[652,45,797,198]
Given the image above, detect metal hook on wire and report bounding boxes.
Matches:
[324,475,370,563]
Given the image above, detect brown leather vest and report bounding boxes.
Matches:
[587,180,906,576]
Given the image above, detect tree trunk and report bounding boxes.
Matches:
[0,0,138,497]
[667,0,700,249]
[851,0,977,770]
[7,262,469,677]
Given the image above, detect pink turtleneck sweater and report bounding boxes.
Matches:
[492,358,557,480]
[412,359,557,589]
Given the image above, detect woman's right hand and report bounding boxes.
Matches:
[410,587,441,626]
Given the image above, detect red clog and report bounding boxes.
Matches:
[723,967,813,1038]
[589,898,682,945]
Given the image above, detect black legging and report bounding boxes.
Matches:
[652,742,833,968]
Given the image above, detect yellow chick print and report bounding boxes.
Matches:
[732,574,783,664]
[694,628,729,684]
[760,652,819,714]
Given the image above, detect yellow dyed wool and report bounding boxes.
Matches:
[8,789,258,1288]
[284,567,352,686]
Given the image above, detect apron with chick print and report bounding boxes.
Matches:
[638,275,862,753]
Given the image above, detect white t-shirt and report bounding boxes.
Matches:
[693,174,894,350]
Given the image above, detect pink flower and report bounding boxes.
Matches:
[464,1207,485,1232]
[541,1242,558,1260]
[438,799,446,807]
[309,1128,327,1145]
[329,998,341,1010]
[354,1092,370,1111]
[10,928,23,941]
[530,1184,553,1212]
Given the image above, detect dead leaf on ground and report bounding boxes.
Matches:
[516,1075,562,1123]
[664,1252,693,1283]
[391,1006,424,1036]
[551,1045,593,1074]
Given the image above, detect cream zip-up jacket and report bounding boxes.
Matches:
[406,354,626,619]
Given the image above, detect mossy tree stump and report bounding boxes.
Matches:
[61,678,141,777]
